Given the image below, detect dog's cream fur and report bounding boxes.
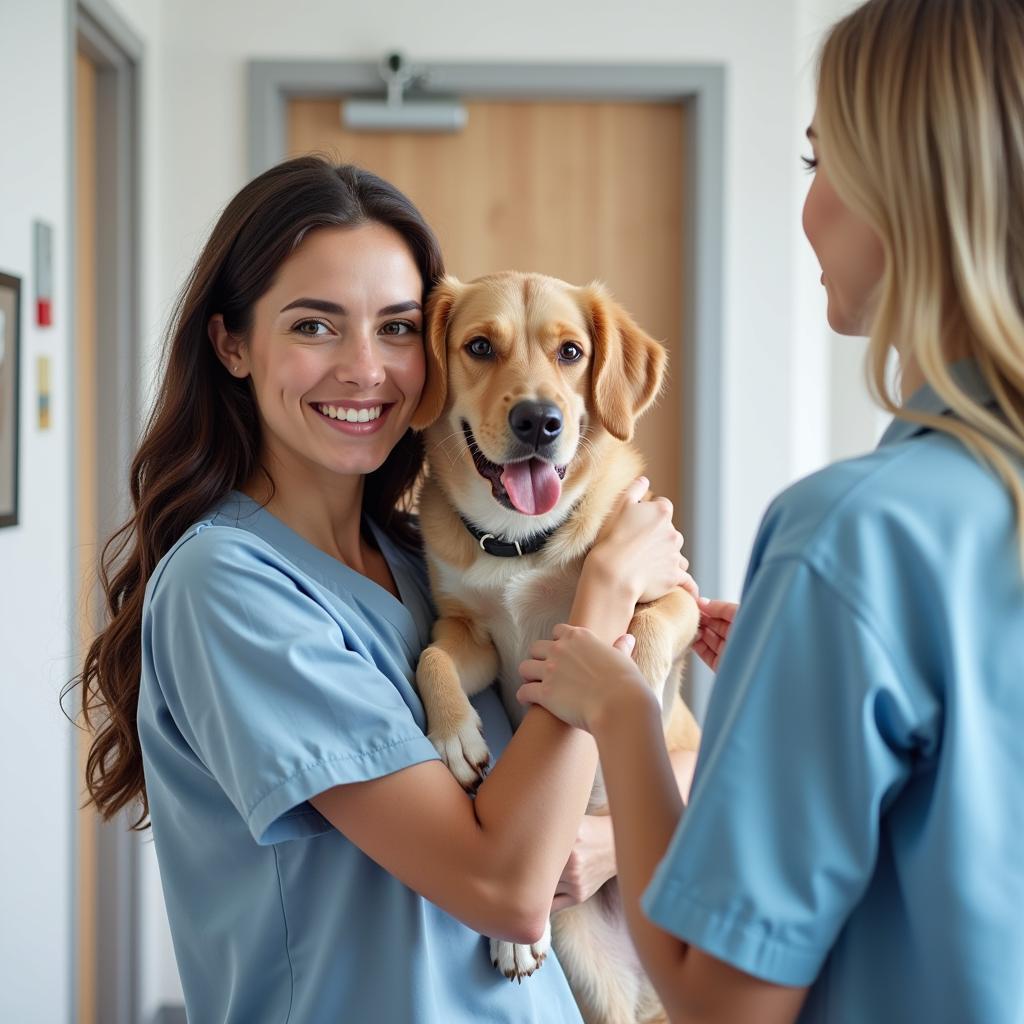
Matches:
[411,271,700,1024]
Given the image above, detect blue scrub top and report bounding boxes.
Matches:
[137,492,583,1024]
[643,361,1024,1023]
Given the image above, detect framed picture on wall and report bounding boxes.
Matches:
[0,272,21,528]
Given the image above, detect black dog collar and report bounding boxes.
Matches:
[459,514,566,558]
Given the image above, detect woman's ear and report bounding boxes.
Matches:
[208,314,249,378]
[580,283,666,441]
[411,276,463,429]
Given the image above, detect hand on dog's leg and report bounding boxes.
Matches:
[490,919,551,982]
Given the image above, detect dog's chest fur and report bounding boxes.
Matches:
[434,553,585,725]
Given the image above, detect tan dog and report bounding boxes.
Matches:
[411,271,700,1024]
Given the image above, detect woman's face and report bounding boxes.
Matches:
[225,222,425,485]
[802,119,886,335]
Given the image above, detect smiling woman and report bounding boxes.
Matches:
[65,156,693,1023]
[207,222,427,523]
[70,160,443,824]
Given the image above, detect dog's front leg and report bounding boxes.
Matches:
[629,588,702,751]
[416,614,499,791]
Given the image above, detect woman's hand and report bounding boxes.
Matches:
[551,814,616,913]
[585,477,690,606]
[694,599,738,671]
[517,626,653,734]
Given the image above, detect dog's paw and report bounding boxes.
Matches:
[490,921,551,982]
[429,712,491,791]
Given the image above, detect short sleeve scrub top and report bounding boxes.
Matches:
[137,491,584,1024]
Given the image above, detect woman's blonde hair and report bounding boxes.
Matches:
[816,0,1024,558]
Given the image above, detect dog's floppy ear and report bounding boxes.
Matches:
[411,275,463,430]
[581,282,666,442]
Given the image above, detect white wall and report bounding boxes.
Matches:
[0,1,181,1020]
[0,1,74,1021]
[794,0,889,465]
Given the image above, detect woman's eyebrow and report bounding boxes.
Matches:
[379,300,422,315]
[278,299,422,316]
[280,297,346,315]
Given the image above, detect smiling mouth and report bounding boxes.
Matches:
[462,421,567,516]
[313,402,386,423]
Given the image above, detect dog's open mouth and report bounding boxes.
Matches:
[462,422,567,516]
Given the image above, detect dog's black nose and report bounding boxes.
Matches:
[509,400,563,450]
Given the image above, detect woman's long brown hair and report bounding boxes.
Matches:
[64,157,445,828]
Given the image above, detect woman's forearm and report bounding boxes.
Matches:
[569,553,642,644]
[669,746,699,803]
[591,688,690,1001]
[472,706,596,933]
[471,558,642,929]
[570,745,699,904]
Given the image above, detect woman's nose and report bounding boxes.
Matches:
[338,332,385,389]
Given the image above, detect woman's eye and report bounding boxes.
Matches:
[559,341,583,363]
[801,154,818,173]
[467,337,494,359]
[294,319,330,337]
[380,320,419,337]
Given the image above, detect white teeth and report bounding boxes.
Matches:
[316,403,383,423]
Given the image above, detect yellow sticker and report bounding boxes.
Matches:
[37,356,51,431]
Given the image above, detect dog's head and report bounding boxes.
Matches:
[412,271,665,520]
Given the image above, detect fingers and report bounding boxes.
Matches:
[700,599,737,622]
[529,624,583,651]
[612,633,636,656]
[620,475,650,507]
[679,572,700,602]
[516,681,543,705]
[527,637,555,660]
[700,616,730,643]
[519,658,544,681]
[698,626,725,655]
[693,638,718,671]
[521,625,589,679]
[651,494,673,518]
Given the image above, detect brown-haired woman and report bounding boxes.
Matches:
[70,156,691,1022]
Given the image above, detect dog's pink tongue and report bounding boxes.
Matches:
[501,459,562,516]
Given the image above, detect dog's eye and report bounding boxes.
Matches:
[558,342,583,363]
[466,337,494,359]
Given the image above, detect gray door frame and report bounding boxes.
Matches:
[248,62,726,671]
[68,1,144,1022]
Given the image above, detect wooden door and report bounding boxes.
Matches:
[287,99,688,506]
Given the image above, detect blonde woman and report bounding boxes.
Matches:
[518,1,1024,1021]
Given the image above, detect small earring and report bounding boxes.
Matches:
[232,364,240,374]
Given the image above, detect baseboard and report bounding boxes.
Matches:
[151,1005,187,1024]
